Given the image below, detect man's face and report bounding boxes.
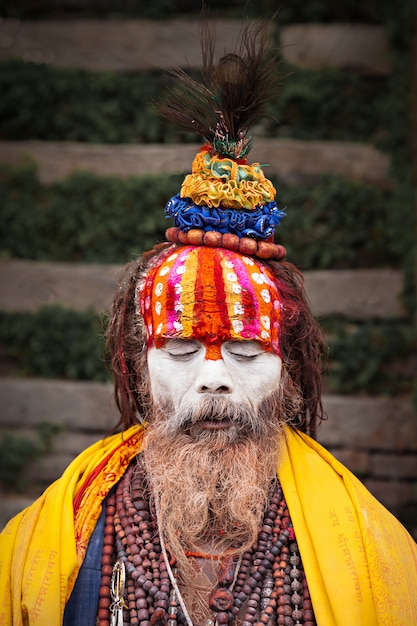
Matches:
[147,337,282,435]
[143,336,284,568]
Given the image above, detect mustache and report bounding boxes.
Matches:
[152,394,279,440]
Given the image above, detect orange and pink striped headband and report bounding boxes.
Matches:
[138,246,282,358]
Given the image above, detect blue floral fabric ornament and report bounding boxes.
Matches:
[165,194,286,240]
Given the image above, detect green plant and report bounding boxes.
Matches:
[0,163,180,263]
[322,317,417,394]
[1,164,413,271]
[267,66,387,143]
[279,175,413,271]
[0,423,61,491]
[0,306,110,381]
[0,58,388,145]
[1,307,415,397]
[0,59,194,144]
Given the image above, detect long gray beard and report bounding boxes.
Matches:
[141,392,283,559]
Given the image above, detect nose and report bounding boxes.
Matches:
[195,359,233,394]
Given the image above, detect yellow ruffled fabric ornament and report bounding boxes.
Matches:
[180,149,276,210]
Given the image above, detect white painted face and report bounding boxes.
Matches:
[147,339,282,417]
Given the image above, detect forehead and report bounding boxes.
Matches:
[139,246,282,354]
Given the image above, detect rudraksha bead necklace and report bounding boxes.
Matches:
[97,458,316,626]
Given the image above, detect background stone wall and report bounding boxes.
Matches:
[0,1,416,536]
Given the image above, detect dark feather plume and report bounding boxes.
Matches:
[158,19,279,158]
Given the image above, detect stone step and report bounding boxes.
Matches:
[0,139,390,187]
[1,378,415,451]
[0,378,415,530]
[0,19,390,75]
[0,259,405,319]
[0,378,116,433]
[281,24,390,75]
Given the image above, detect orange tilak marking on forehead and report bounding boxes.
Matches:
[191,248,229,339]
[205,342,222,361]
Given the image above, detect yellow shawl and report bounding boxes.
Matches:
[0,425,416,625]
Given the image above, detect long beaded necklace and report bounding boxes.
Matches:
[97,458,317,626]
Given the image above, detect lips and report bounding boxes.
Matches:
[189,419,235,437]
[199,419,234,430]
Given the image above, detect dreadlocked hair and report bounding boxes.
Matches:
[267,259,326,438]
[106,242,173,433]
[106,244,326,438]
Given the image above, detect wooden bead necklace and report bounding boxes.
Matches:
[97,457,317,626]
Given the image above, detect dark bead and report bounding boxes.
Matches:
[270,545,280,557]
[155,590,168,601]
[137,608,150,620]
[154,600,167,609]
[208,588,233,611]
[137,598,148,609]
[149,585,160,597]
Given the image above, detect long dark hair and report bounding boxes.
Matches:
[106,243,326,439]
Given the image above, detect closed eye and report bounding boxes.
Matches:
[166,349,199,360]
[163,339,202,360]
[227,351,258,361]
[224,341,263,361]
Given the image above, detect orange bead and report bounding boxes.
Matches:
[222,233,240,251]
[238,237,258,255]
[203,231,222,247]
[98,608,110,620]
[178,230,189,244]
[256,241,277,259]
[272,244,286,260]
[187,228,205,245]
[165,227,180,243]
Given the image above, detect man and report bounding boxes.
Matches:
[1,21,417,626]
